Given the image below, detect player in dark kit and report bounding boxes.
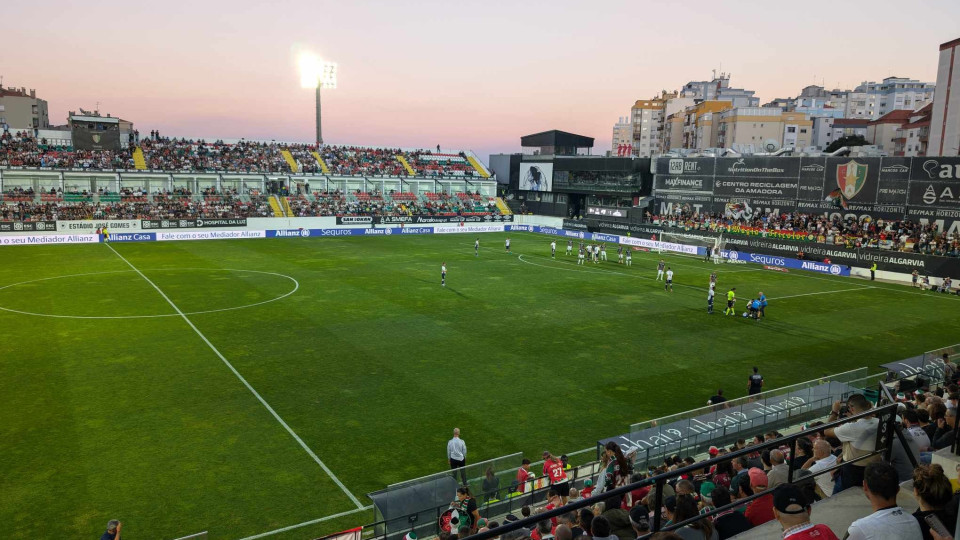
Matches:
[747,367,763,395]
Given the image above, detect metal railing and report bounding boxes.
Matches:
[618,369,883,471]
[461,381,903,540]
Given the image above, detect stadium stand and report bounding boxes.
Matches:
[654,210,960,258]
[0,131,491,178]
[366,374,959,540]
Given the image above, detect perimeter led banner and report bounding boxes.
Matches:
[652,156,960,235]
[518,162,553,192]
[0,234,99,245]
[0,221,58,232]
[141,218,248,229]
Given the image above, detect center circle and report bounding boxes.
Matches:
[0,268,299,319]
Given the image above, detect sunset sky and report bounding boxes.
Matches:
[4,0,959,160]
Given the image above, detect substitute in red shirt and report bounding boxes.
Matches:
[542,451,570,504]
[516,459,533,493]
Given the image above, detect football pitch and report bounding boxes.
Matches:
[3,231,960,539]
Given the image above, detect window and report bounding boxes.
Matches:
[800,128,807,134]
[787,127,796,133]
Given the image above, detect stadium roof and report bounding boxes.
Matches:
[520,130,594,149]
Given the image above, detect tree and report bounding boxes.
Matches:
[825,135,869,153]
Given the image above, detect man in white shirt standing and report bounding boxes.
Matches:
[448,427,467,486]
[845,462,922,540]
[824,394,879,494]
[803,439,838,498]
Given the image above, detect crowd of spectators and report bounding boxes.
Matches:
[0,131,134,169]
[652,209,960,258]
[472,363,960,540]
[1,188,497,221]
[1,130,485,177]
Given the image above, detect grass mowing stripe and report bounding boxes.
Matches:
[104,243,366,510]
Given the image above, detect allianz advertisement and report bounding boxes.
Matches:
[721,249,851,276]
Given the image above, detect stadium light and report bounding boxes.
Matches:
[298,52,337,145]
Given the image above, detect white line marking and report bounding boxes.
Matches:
[104,244,365,509]
[0,268,300,319]
[771,286,876,301]
[237,506,373,540]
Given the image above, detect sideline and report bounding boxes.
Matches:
[237,506,374,540]
[104,243,365,509]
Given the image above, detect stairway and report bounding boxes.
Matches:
[396,154,416,176]
[495,197,513,215]
[466,155,491,178]
[280,150,299,173]
[310,151,331,174]
[280,196,294,217]
[268,195,285,217]
[132,147,147,170]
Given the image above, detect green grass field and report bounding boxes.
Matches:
[3,231,960,539]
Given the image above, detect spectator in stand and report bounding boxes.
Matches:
[670,493,718,540]
[568,487,581,503]
[772,483,839,540]
[729,457,750,496]
[558,513,579,537]
[903,409,932,452]
[743,468,774,526]
[555,525,573,540]
[846,462,922,540]
[912,464,957,540]
[803,439,838,498]
[100,520,122,540]
[534,519,554,540]
[791,438,814,471]
[933,409,957,450]
[766,450,789,488]
[455,487,480,534]
[600,442,631,494]
[710,486,753,539]
[591,515,617,540]
[482,467,500,501]
[628,505,650,538]
[824,394,879,493]
[917,408,935,441]
[598,495,633,540]
[577,508,594,537]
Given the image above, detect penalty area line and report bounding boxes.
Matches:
[104,243,365,510]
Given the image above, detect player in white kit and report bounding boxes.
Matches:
[550,240,556,259]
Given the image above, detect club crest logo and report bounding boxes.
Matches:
[92,134,102,144]
[837,160,868,199]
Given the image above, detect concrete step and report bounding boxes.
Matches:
[730,481,919,539]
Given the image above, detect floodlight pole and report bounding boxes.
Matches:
[315,86,323,145]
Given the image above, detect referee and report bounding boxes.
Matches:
[447,427,468,486]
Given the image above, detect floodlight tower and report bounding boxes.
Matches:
[299,52,337,145]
